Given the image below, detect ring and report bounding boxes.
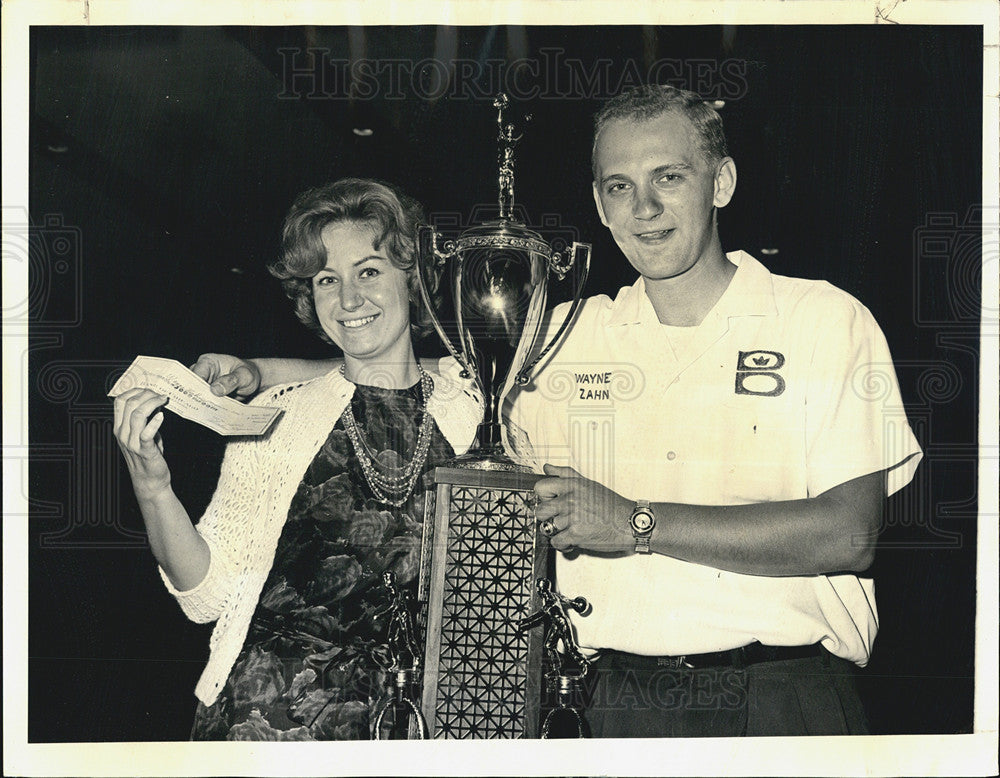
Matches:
[539,520,556,537]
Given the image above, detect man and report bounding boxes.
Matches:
[195,85,922,737]
[501,85,922,737]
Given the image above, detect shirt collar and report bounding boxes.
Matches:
[605,250,777,327]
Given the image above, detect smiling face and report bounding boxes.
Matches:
[312,220,414,370]
[592,111,736,283]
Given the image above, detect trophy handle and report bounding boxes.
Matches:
[515,241,591,384]
[415,225,480,386]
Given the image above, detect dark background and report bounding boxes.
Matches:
[27,25,982,740]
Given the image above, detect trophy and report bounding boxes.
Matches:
[416,94,590,469]
[413,96,592,739]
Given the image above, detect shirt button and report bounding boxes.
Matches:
[667,451,677,461]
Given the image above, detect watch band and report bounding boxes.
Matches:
[629,499,656,555]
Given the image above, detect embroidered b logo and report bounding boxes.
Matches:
[735,350,786,397]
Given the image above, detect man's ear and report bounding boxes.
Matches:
[592,182,609,226]
[713,157,737,209]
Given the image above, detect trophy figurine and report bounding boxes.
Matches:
[416,94,591,469]
[372,571,428,740]
[518,578,592,738]
[415,95,591,739]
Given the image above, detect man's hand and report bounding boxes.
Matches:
[190,353,262,399]
[533,464,633,554]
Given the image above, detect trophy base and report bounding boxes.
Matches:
[419,465,548,738]
[449,450,533,473]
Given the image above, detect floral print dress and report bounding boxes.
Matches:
[190,381,455,740]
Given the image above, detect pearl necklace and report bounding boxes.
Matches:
[339,364,435,507]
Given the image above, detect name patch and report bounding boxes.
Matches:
[575,371,612,400]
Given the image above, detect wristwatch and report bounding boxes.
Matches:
[628,499,656,554]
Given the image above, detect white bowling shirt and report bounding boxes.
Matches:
[505,251,923,665]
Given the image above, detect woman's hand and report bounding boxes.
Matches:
[113,388,171,500]
[112,387,210,590]
[190,353,262,398]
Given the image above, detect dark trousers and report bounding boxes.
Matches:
[581,649,869,738]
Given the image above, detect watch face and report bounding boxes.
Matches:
[630,509,655,533]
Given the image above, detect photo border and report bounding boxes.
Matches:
[3,1,997,776]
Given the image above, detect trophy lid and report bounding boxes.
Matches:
[447,96,554,258]
[494,94,528,224]
[454,220,552,257]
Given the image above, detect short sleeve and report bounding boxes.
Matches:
[429,356,484,455]
[501,299,586,473]
[157,532,229,623]
[501,404,545,473]
[435,355,477,394]
[804,293,923,497]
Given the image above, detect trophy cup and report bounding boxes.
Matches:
[415,94,590,469]
[414,95,591,739]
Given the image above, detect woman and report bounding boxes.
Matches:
[113,179,482,740]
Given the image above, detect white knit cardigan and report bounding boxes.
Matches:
[159,361,482,705]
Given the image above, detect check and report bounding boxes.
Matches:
[108,355,282,436]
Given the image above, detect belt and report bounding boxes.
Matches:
[650,641,825,670]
